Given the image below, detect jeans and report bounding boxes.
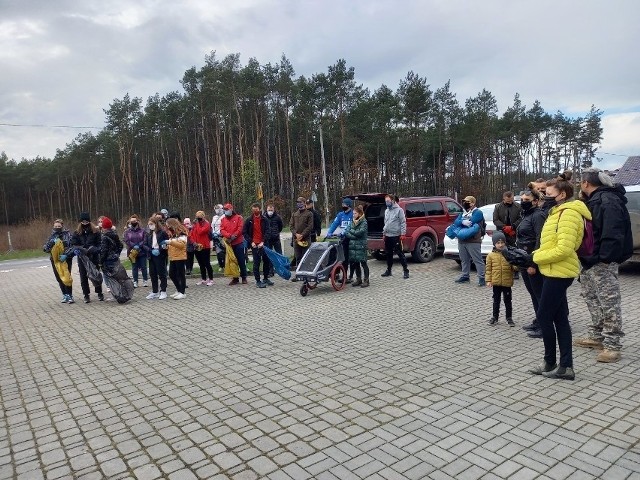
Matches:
[384,235,408,272]
[169,259,186,294]
[252,247,271,282]
[50,257,73,296]
[149,255,168,293]
[231,243,248,279]
[194,248,213,280]
[131,254,148,282]
[537,276,574,368]
[459,242,484,279]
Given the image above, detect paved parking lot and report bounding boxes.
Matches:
[1,255,639,479]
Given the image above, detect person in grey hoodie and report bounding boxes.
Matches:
[381,194,409,279]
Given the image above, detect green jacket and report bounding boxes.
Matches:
[345,217,368,262]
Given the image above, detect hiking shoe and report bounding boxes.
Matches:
[381,271,392,277]
[596,349,621,363]
[489,317,498,325]
[478,278,486,287]
[146,292,159,299]
[403,270,410,279]
[229,278,239,286]
[98,293,105,301]
[522,322,538,331]
[133,281,138,288]
[158,291,167,300]
[542,366,575,381]
[196,280,206,286]
[264,279,274,286]
[206,280,214,286]
[507,318,515,327]
[529,361,557,375]
[67,295,75,304]
[352,279,362,287]
[241,278,248,285]
[527,329,543,338]
[454,276,470,283]
[83,295,90,303]
[256,281,266,288]
[574,338,604,350]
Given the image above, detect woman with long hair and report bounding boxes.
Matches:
[164,218,189,299]
[144,216,169,299]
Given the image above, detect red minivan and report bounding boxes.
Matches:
[346,194,463,262]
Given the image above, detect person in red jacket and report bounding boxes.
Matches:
[190,210,214,285]
[220,203,248,285]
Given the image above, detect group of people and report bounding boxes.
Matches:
[450,168,633,379]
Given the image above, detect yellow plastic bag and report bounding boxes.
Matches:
[51,240,72,287]
[223,239,240,278]
[128,248,138,263]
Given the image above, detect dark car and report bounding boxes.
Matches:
[346,193,463,262]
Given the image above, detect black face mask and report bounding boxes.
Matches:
[131,222,138,227]
[463,202,471,210]
[520,201,533,211]
[53,227,63,233]
[543,195,559,207]
[342,206,349,212]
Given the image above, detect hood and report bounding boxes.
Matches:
[590,184,627,204]
[557,199,592,220]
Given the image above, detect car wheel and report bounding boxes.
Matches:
[372,250,386,261]
[412,235,436,263]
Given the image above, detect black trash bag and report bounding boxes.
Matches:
[73,247,103,284]
[501,246,533,268]
[102,261,134,304]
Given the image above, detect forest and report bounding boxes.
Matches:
[0,52,603,226]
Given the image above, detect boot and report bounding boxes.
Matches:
[360,278,369,288]
[574,338,604,350]
[352,278,362,287]
[596,349,621,363]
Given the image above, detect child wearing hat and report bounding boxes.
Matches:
[485,231,518,326]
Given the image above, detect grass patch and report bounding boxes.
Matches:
[0,249,48,261]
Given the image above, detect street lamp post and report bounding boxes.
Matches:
[319,122,330,228]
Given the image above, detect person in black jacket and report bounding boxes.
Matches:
[306,199,322,242]
[144,216,169,299]
[493,191,522,247]
[43,219,74,303]
[516,189,547,337]
[575,169,633,363]
[71,212,104,303]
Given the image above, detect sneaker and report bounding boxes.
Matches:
[241,278,248,285]
[264,279,274,286]
[542,366,575,381]
[507,318,515,327]
[454,276,470,283]
[229,278,239,286]
[381,271,392,277]
[351,279,362,287]
[61,295,69,303]
[97,293,104,301]
[478,278,486,287]
[522,322,538,331]
[196,280,206,286]
[146,292,159,299]
[206,280,214,286]
[403,270,410,279]
[133,281,138,288]
[596,349,621,363]
[528,361,557,375]
[256,281,266,288]
[158,291,167,300]
[170,292,180,298]
[527,329,543,338]
[173,292,186,300]
[67,295,75,304]
[83,295,90,303]
[143,281,148,287]
[361,279,370,288]
[489,317,498,325]
[573,337,604,350]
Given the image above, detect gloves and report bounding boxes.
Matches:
[503,226,515,236]
[230,234,237,241]
[133,244,140,250]
[152,249,160,256]
[160,240,169,246]
[73,249,81,256]
[54,238,62,244]
[462,219,472,227]
[59,254,67,262]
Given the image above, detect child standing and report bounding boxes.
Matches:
[486,232,517,326]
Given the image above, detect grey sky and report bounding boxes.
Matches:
[1,0,639,169]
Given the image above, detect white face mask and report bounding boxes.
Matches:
[267,210,274,217]
[148,224,156,231]
[216,209,223,216]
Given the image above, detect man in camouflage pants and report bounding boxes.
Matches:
[575,168,633,363]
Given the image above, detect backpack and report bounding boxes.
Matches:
[557,210,594,257]
[480,219,487,237]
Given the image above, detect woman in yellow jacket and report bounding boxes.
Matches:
[529,171,592,380]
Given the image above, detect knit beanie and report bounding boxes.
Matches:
[492,231,506,246]
[101,217,113,230]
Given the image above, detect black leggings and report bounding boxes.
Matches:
[194,248,213,280]
[492,286,513,318]
[149,255,168,293]
[384,235,408,272]
[537,276,574,368]
[351,260,369,280]
[78,257,102,296]
[50,257,73,296]
[169,260,186,294]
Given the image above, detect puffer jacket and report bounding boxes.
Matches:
[44,229,72,254]
[533,200,592,278]
[516,207,547,253]
[167,233,188,261]
[485,250,517,287]
[100,230,124,265]
[345,217,368,262]
[124,226,146,257]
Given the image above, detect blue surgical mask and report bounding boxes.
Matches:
[224,210,232,217]
[385,201,392,208]
[297,203,305,210]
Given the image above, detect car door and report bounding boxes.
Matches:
[404,202,426,240]
[424,200,448,244]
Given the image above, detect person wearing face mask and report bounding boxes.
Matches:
[211,204,226,269]
[263,203,284,278]
[381,194,410,279]
[44,219,74,303]
[183,218,195,275]
[327,197,355,282]
[289,196,314,278]
[71,212,104,303]
[220,203,248,285]
[493,191,522,249]
[305,199,323,242]
[144,216,169,299]
[575,168,633,363]
[243,203,272,288]
[124,214,148,288]
[453,196,485,286]
[529,171,592,380]
[190,210,214,286]
[516,189,547,338]
[345,205,370,287]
